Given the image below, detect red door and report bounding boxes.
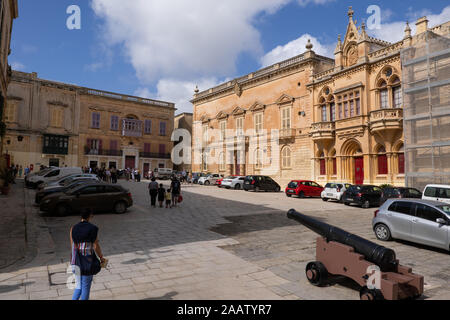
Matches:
[354,157,364,185]
[144,163,150,178]
[125,156,135,169]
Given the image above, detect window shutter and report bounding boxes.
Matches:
[333,158,337,175]
[378,155,388,175]
[99,139,103,151]
[159,144,165,155]
[320,159,326,176]
[398,153,405,174]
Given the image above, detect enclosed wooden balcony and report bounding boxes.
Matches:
[310,122,335,141]
[369,108,403,133]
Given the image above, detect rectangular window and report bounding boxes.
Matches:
[320,159,326,176]
[398,153,405,174]
[159,144,166,155]
[91,112,100,128]
[333,158,337,175]
[378,155,388,175]
[220,121,226,141]
[159,122,166,136]
[51,107,64,128]
[281,107,291,129]
[380,89,389,109]
[144,119,152,134]
[344,102,348,118]
[4,102,15,122]
[236,118,243,136]
[338,103,342,119]
[110,116,119,131]
[110,140,118,151]
[393,87,402,108]
[255,113,263,134]
[43,135,69,155]
[202,125,208,144]
[350,101,354,117]
[144,143,151,153]
[355,98,361,115]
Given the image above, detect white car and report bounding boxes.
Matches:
[321,182,352,202]
[198,174,223,185]
[26,167,83,188]
[221,176,246,190]
[40,174,99,190]
[422,184,450,204]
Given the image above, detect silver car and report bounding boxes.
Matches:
[372,199,450,251]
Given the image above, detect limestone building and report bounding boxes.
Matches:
[173,112,193,173]
[191,8,450,188]
[0,0,18,162]
[3,71,175,172]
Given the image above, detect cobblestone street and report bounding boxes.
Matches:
[0,180,449,300]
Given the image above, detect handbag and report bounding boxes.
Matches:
[178,194,183,203]
[73,244,102,276]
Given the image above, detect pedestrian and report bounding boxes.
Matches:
[18,165,23,178]
[24,166,30,177]
[171,177,181,207]
[165,189,172,208]
[148,177,159,208]
[131,169,135,181]
[70,208,106,300]
[157,184,165,208]
[106,168,111,183]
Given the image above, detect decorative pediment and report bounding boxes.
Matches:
[48,100,69,108]
[200,115,210,123]
[249,101,266,113]
[216,111,229,120]
[231,106,246,117]
[275,94,295,106]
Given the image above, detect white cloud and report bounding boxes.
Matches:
[135,77,221,114]
[261,34,334,67]
[11,61,25,71]
[297,0,335,7]
[368,5,450,43]
[91,0,292,83]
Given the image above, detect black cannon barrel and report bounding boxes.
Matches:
[287,209,398,272]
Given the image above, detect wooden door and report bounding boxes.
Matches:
[354,157,364,185]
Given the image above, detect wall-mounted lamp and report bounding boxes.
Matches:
[299,111,306,117]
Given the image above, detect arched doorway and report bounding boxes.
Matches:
[341,140,364,185]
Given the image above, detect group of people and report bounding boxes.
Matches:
[124,168,141,182]
[82,166,119,184]
[148,175,182,209]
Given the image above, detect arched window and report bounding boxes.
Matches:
[378,80,389,109]
[398,145,405,174]
[391,77,402,108]
[377,146,388,175]
[282,146,292,169]
[318,89,334,122]
[319,152,326,176]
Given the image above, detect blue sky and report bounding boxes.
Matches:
[9,0,450,114]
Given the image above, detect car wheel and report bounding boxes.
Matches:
[322,198,328,202]
[344,202,350,206]
[234,184,241,190]
[205,181,210,185]
[374,224,392,241]
[362,200,370,209]
[114,201,127,214]
[286,194,292,197]
[55,204,69,217]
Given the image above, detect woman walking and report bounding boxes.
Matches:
[157,184,165,208]
[70,209,106,300]
[148,178,159,208]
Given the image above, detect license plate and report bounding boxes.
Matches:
[347,198,353,201]
[288,190,295,193]
[327,193,333,197]
[245,181,249,184]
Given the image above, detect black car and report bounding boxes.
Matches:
[379,187,422,206]
[35,178,99,204]
[243,176,281,192]
[342,185,382,208]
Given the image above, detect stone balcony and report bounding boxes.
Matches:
[279,128,296,140]
[310,122,335,141]
[369,108,403,133]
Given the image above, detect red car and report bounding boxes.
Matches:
[217,175,238,188]
[285,180,324,198]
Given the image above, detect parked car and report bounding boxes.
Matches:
[35,178,100,204]
[379,187,422,206]
[422,184,450,204]
[221,176,246,190]
[321,182,352,202]
[243,176,281,192]
[215,177,224,187]
[153,168,173,180]
[39,174,99,190]
[342,185,382,208]
[39,182,133,216]
[198,174,223,185]
[26,167,83,189]
[372,199,450,251]
[191,172,206,184]
[24,167,56,186]
[285,180,323,198]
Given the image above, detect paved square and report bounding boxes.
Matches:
[0,180,449,300]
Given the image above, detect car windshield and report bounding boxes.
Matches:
[437,205,450,215]
[325,183,337,188]
[36,168,53,176]
[225,176,234,179]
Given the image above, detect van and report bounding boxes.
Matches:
[27,167,83,188]
[154,168,173,180]
[422,184,450,204]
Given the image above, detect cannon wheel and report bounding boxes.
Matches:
[305,261,328,287]
[359,286,384,300]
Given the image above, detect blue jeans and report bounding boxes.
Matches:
[72,275,94,300]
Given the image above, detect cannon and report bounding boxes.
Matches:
[287,209,424,300]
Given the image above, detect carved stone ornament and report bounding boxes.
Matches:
[347,45,358,66]
[234,82,242,97]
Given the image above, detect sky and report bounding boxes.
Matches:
[9,0,450,115]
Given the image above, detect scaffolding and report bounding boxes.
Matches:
[401,31,450,190]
